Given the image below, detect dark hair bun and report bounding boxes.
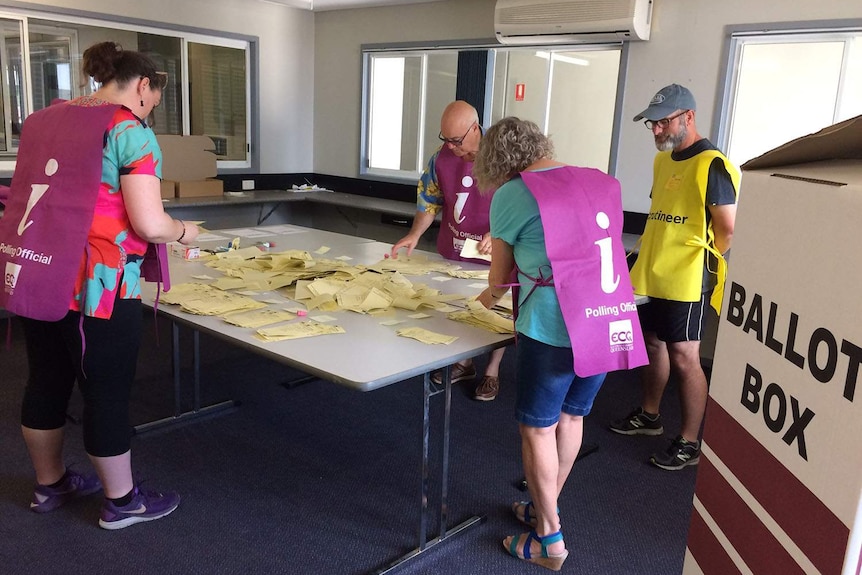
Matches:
[82,41,123,84]
[81,42,157,89]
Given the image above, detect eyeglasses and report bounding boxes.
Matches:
[144,72,169,91]
[438,122,476,147]
[644,110,687,131]
[156,72,169,90]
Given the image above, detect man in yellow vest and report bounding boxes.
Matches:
[609,84,740,470]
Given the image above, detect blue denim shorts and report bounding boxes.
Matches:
[515,333,607,428]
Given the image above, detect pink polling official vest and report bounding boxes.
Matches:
[434,146,493,262]
[521,167,648,377]
[0,101,120,321]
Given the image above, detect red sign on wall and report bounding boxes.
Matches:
[515,83,525,102]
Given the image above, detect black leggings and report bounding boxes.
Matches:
[20,298,142,457]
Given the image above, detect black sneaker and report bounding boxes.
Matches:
[650,436,700,470]
[609,408,663,436]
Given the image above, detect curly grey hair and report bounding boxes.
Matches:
[474,117,554,192]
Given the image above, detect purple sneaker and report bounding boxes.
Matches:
[99,485,180,530]
[30,469,102,513]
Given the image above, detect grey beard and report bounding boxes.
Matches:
[656,124,687,152]
[656,138,676,152]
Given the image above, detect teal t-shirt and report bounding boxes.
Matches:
[490,173,570,347]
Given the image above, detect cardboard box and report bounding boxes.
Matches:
[684,115,862,575]
[160,180,176,199]
[173,178,224,198]
[157,135,222,198]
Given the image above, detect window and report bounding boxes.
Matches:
[490,47,621,172]
[361,43,624,182]
[0,9,252,171]
[720,28,862,167]
[188,41,249,164]
[363,50,458,179]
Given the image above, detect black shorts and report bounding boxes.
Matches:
[638,292,711,343]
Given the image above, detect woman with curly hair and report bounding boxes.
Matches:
[474,117,645,570]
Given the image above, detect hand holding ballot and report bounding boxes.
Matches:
[460,235,492,262]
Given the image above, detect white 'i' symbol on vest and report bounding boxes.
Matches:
[594,211,620,294]
[454,192,469,224]
[17,158,58,236]
[453,176,473,224]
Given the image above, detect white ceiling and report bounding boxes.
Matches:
[258,0,447,11]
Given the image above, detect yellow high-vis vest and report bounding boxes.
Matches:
[630,149,740,313]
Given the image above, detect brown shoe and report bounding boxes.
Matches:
[474,376,499,401]
[430,362,477,385]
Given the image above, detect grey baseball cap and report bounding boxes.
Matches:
[633,84,697,122]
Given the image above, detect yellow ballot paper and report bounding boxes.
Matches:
[181,292,266,316]
[336,285,393,313]
[447,269,490,279]
[215,246,260,261]
[370,255,460,276]
[222,308,296,328]
[159,282,216,305]
[211,277,247,290]
[159,283,267,316]
[396,327,458,345]
[447,300,514,334]
[256,321,345,342]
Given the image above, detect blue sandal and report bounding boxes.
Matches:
[512,501,560,527]
[513,501,538,527]
[504,529,569,571]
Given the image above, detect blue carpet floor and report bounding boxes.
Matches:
[0,313,696,574]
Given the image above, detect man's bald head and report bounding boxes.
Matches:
[442,101,478,129]
[440,101,481,161]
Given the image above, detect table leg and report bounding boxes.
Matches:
[370,365,484,574]
[133,322,238,434]
[439,364,452,538]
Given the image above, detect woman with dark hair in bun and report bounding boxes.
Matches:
[0,41,198,529]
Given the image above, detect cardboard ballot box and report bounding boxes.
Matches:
[157,135,223,198]
[684,116,862,574]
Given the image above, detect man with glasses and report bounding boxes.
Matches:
[390,100,505,401]
[609,84,740,470]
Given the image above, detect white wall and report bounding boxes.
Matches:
[11,0,861,213]
[314,0,862,214]
[3,0,315,174]
[618,0,862,213]
[313,0,496,179]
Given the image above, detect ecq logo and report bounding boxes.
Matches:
[609,319,633,346]
[5,262,21,290]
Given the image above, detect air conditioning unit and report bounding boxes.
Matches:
[495,0,653,45]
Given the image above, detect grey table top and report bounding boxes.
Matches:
[142,224,512,392]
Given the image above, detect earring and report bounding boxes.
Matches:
[140,99,145,107]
